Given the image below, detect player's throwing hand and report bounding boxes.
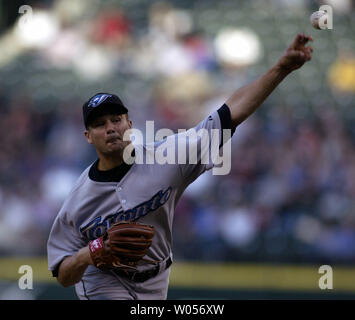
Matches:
[277,33,313,72]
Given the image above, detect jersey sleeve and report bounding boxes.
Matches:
[47,212,87,277]
[178,103,235,184]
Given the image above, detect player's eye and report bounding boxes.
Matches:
[92,120,105,127]
[112,116,121,123]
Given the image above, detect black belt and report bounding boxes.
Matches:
[113,257,172,283]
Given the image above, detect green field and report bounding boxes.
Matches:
[1,258,354,300]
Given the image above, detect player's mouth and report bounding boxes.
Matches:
[106,136,121,144]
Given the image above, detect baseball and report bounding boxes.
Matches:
[310,10,328,30]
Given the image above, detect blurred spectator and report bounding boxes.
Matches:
[90,8,131,48]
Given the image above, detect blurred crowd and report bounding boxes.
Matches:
[0,0,354,264]
[174,106,355,264]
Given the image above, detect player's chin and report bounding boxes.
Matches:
[105,140,128,154]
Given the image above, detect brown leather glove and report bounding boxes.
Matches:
[89,221,155,271]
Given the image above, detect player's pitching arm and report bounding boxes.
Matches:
[226,33,313,127]
[57,247,93,287]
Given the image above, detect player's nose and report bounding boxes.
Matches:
[105,120,116,134]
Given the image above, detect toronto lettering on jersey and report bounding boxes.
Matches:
[122,122,232,176]
[80,187,172,239]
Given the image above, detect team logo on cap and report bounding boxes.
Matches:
[88,94,112,108]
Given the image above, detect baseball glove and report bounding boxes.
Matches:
[88,221,155,271]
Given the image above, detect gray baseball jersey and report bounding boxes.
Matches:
[47,104,235,300]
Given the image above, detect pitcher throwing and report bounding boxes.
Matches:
[47,33,313,300]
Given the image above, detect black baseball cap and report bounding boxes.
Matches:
[83,93,128,128]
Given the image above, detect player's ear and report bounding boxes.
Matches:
[84,129,93,144]
[125,114,132,129]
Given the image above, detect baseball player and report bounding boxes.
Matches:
[47,33,313,300]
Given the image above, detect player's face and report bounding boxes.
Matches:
[85,113,133,157]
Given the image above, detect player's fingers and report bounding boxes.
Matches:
[287,49,306,60]
[302,33,313,42]
[302,48,312,61]
[290,33,303,49]
[291,33,313,49]
[300,33,313,43]
[303,46,313,59]
[305,52,312,61]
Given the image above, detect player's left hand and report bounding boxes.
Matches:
[89,221,156,271]
[277,33,313,72]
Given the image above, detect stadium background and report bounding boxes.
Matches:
[0,0,354,299]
